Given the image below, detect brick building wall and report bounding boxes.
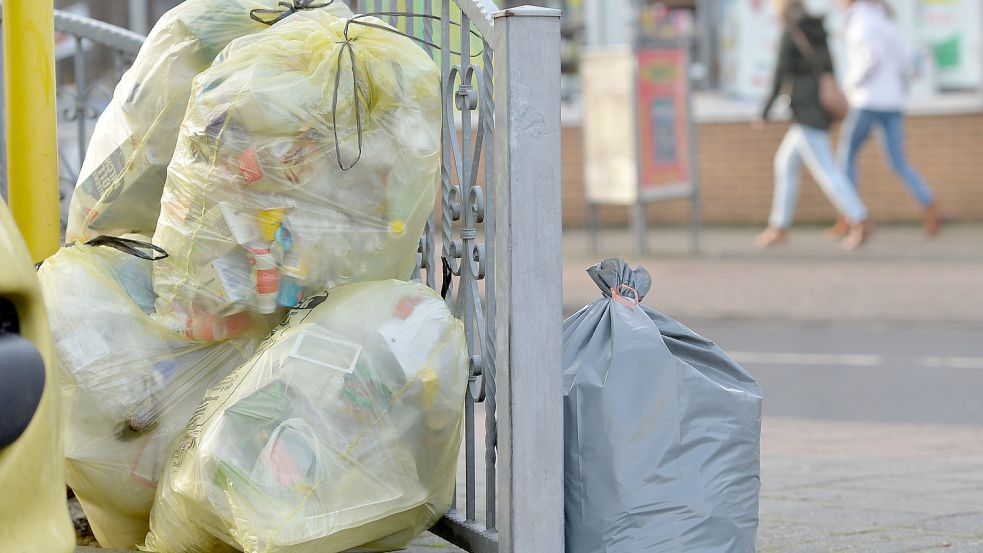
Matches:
[563,111,983,227]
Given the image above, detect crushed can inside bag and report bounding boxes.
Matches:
[563,258,763,553]
[144,280,468,553]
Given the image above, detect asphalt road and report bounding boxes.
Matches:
[684,319,983,426]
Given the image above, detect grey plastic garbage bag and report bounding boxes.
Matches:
[562,259,762,553]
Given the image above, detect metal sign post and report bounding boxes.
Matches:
[582,36,701,255]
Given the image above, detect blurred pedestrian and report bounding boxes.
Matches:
[755,0,872,250]
[831,0,943,237]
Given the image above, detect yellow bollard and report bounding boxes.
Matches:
[3,0,61,262]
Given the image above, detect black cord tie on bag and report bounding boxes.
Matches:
[85,236,169,261]
[250,0,336,26]
[440,256,452,299]
[332,12,483,171]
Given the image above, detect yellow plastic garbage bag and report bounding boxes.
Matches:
[150,9,440,340]
[37,240,260,549]
[65,0,352,242]
[0,201,75,553]
[144,280,467,553]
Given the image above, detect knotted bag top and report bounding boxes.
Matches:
[587,258,652,308]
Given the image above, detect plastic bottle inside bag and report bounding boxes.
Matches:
[150,10,441,341]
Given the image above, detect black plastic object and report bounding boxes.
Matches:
[0,296,18,334]
[0,332,46,449]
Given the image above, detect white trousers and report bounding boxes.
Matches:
[769,124,869,229]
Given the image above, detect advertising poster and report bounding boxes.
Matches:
[914,0,982,90]
[719,0,981,99]
[636,47,691,197]
[581,47,638,205]
[719,0,783,99]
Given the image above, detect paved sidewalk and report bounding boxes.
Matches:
[758,418,983,552]
[563,224,983,324]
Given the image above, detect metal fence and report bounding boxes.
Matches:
[0,8,144,225]
[0,2,562,552]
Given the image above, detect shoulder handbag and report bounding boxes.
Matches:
[790,26,849,122]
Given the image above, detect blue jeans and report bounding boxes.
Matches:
[837,109,935,208]
[770,125,869,229]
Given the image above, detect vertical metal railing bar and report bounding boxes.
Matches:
[464,353,477,523]
[403,0,416,282]
[405,2,415,44]
[407,0,434,297]
[72,35,88,176]
[407,1,421,286]
[388,0,398,27]
[420,0,436,290]
[438,0,460,517]
[456,9,479,525]
[421,0,434,56]
[439,0,457,296]
[480,33,496,532]
[421,0,434,75]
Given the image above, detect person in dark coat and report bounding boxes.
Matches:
[754,0,872,250]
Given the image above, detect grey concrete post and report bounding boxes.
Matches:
[492,5,564,553]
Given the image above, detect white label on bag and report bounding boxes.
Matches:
[288,327,362,375]
[57,326,112,370]
[219,202,261,245]
[212,252,252,304]
[378,299,445,378]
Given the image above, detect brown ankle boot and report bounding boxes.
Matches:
[841,220,873,251]
[825,216,850,240]
[755,227,787,248]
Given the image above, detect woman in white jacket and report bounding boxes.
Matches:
[835,0,943,236]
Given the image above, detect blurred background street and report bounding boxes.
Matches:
[557,0,983,546]
[10,0,980,551]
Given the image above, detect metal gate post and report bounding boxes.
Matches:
[492,6,564,553]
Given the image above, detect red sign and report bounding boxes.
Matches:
[636,47,691,196]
